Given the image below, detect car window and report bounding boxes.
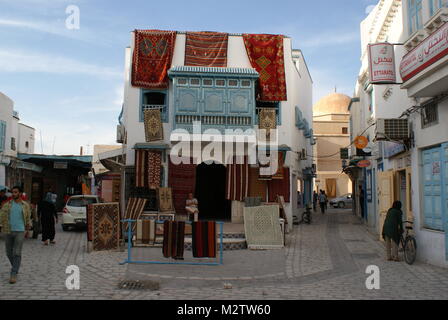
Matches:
[67,198,97,207]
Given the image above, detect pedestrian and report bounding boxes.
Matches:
[319,190,327,214]
[323,190,328,210]
[312,191,318,212]
[358,185,365,218]
[38,192,58,245]
[0,189,8,207]
[0,186,32,284]
[382,200,404,262]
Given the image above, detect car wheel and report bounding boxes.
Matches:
[338,201,345,208]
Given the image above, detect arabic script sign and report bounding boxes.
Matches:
[400,21,448,82]
[368,42,396,83]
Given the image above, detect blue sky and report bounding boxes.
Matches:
[0,0,378,155]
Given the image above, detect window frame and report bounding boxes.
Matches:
[0,120,6,152]
[408,0,423,35]
[139,89,169,123]
[421,100,439,129]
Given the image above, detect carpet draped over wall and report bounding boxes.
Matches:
[185,32,228,67]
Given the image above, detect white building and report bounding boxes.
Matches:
[350,0,448,268]
[118,30,314,230]
[0,92,36,188]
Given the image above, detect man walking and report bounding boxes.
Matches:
[319,190,327,214]
[0,186,32,284]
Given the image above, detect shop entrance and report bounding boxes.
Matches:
[195,162,231,221]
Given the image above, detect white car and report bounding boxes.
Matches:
[61,195,100,231]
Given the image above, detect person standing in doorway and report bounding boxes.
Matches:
[359,185,365,218]
[0,186,32,284]
[185,193,199,222]
[382,201,404,262]
[312,191,318,212]
[38,193,58,245]
[319,190,327,214]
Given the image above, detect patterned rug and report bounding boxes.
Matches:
[162,221,185,259]
[258,108,277,140]
[185,32,228,67]
[225,156,249,201]
[91,203,120,251]
[87,204,93,242]
[243,205,284,249]
[271,151,284,180]
[158,187,175,213]
[268,167,290,203]
[135,150,162,189]
[192,221,216,258]
[168,158,196,215]
[242,34,287,101]
[132,30,176,89]
[144,109,163,142]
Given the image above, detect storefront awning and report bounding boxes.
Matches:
[9,159,43,173]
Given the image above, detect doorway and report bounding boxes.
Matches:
[195,162,231,221]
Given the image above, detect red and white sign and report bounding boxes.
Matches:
[400,21,448,82]
[368,43,396,83]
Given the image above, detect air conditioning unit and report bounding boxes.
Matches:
[116,124,125,143]
[375,118,409,141]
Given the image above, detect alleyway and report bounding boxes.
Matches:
[1,208,447,300]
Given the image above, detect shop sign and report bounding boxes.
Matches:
[357,160,371,168]
[54,161,68,169]
[384,141,406,158]
[400,21,448,82]
[354,136,369,149]
[368,43,397,83]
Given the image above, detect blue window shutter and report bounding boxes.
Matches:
[0,121,6,152]
[441,142,448,260]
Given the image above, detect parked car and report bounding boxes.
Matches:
[61,195,100,231]
[329,193,353,209]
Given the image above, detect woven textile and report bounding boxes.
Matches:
[87,204,93,241]
[242,34,287,101]
[244,197,262,207]
[185,32,228,67]
[168,158,196,215]
[225,156,249,201]
[135,150,162,189]
[136,219,156,244]
[258,108,277,139]
[192,221,217,258]
[271,152,284,180]
[243,205,283,249]
[268,168,290,203]
[144,109,164,142]
[248,167,267,200]
[158,187,175,212]
[124,198,147,233]
[132,30,176,89]
[162,221,185,259]
[91,203,120,251]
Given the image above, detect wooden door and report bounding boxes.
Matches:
[405,167,414,221]
[377,170,394,241]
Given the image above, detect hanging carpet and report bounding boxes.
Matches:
[158,187,175,213]
[258,108,277,140]
[123,197,147,233]
[242,34,287,101]
[268,167,290,203]
[162,221,185,259]
[192,221,217,258]
[136,219,156,245]
[132,30,176,89]
[185,32,228,67]
[248,167,267,200]
[144,109,164,142]
[135,150,162,189]
[225,156,249,201]
[168,158,196,215]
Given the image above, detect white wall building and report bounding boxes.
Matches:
[119,31,314,230]
[350,0,448,268]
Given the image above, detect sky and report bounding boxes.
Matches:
[0,0,378,155]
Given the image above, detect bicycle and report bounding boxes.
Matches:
[400,220,417,265]
[296,205,312,225]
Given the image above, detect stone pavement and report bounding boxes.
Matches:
[0,209,447,300]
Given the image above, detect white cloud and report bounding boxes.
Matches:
[0,18,69,37]
[0,48,122,78]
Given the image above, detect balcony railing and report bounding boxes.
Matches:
[175,115,252,126]
[141,104,168,122]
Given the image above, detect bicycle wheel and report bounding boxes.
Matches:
[404,236,417,265]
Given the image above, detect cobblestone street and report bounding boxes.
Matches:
[1,208,447,300]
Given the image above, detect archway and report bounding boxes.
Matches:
[195,162,231,221]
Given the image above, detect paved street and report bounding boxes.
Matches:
[1,208,447,300]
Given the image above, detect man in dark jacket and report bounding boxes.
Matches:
[382,201,404,261]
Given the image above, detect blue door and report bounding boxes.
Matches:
[441,143,448,261]
[423,147,444,231]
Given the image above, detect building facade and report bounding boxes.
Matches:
[118,30,314,230]
[350,0,448,267]
[313,93,352,200]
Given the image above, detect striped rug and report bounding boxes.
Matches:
[225,156,249,201]
[162,221,185,259]
[185,32,228,67]
[192,221,216,258]
[135,150,162,189]
[124,198,147,233]
[136,219,156,245]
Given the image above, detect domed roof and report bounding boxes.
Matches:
[313,93,351,116]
